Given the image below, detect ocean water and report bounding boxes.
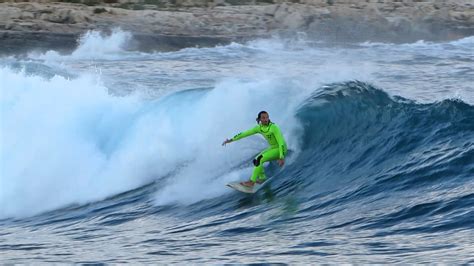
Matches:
[0,30,473,263]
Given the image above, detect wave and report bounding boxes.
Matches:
[360,35,474,47]
[147,81,473,238]
[29,29,144,61]
[153,80,474,227]
[0,66,155,218]
[289,81,473,189]
[0,67,305,218]
[2,65,472,227]
[264,81,474,234]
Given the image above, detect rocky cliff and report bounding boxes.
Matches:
[1,0,473,54]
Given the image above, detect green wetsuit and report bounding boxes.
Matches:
[231,122,287,182]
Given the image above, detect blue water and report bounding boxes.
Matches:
[1,31,473,263]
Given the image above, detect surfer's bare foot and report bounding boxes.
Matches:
[256,179,265,184]
[240,181,255,187]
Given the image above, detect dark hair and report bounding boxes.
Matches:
[256,111,269,123]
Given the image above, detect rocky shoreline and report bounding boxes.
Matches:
[0,0,473,54]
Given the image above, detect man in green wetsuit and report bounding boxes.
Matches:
[222,111,287,188]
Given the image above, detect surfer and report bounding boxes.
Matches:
[222,111,287,188]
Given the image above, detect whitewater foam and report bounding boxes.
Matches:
[0,66,311,217]
[31,29,138,61]
[0,67,166,218]
[153,78,307,206]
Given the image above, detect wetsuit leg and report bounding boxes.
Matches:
[250,147,280,182]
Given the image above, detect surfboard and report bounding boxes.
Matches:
[227,177,273,194]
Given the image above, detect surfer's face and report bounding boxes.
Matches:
[259,113,270,125]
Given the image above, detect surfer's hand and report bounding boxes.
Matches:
[222,139,232,146]
[278,159,285,167]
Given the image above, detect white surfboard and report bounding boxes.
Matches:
[227,177,273,194]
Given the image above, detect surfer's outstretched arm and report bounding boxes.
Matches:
[222,125,259,146]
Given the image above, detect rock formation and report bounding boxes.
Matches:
[0,0,472,54]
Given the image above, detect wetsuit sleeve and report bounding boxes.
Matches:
[272,124,286,159]
[231,125,259,142]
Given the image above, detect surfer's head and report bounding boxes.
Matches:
[256,111,270,125]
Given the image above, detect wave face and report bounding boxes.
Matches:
[290,81,474,230]
[1,32,473,263]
